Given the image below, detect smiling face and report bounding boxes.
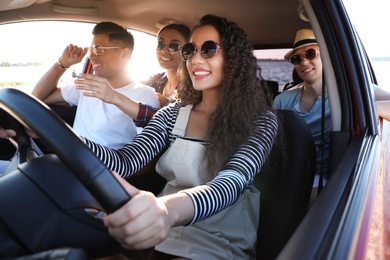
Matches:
[186,25,224,92]
[88,34,130,79]
[292,44,322,85]
[156,28,186,70]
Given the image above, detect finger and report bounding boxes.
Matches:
[108,195,169,250]
[74,81,97,91]
[112,171,140,198]
[72,47,86,59]
[106,199,159,250]
[0,129,17,138]
[79,73,107,83]
[116,222,162,250]
[104,191,155,231]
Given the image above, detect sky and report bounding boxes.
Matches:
[342,0,390,58]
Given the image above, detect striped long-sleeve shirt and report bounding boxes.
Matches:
[84,102,278,225]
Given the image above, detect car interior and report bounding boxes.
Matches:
[0,0,384,259]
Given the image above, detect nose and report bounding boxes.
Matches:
[190,48,203,64]
[88,49,98,59]
[299,56,310,65]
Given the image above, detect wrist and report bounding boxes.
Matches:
[161,193,194,227]
[57,59,69,70]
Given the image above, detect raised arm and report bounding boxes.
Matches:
[31,44,88,104]
[374,86,390,121]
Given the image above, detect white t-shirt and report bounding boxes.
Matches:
[61,82,160,149]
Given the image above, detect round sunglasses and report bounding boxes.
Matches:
[156,41,181,54]
[180,40,221,62]
[289,48,319,65]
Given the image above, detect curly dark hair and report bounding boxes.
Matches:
[177,14,276,178]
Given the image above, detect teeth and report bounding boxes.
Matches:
[161,57,171,61]
[303,68,312,72]
[194,71,210,76]
[93,64,101,68]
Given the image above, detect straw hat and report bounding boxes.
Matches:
[284,29,318,61]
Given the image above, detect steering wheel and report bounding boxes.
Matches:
[0,88,130,212]
[0,88,152,259]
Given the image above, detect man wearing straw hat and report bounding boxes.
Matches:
[273,29,330,198]
[274,29,390,200]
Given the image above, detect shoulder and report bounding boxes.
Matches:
[152,72,166,81]
[134,82,156,92]
[123,82,154,90]
[273,87,301,109]
[146,102,184,131]
[141,72,166,86]
[157,101,184,115]
[118,82,157,96]
[255,110,278,127]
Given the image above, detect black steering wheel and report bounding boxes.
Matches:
[0,87,130,212]
[0,88,152,259]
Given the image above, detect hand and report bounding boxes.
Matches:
[59,44,89,68]
[74,74,119,104]
[0,127,16,139]
[103,173,171,250]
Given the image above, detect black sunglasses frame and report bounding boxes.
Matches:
[180,40,221,62]
[289,48,319,65]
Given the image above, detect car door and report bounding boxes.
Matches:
[278,0,386,259]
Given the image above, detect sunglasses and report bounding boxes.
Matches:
[89,45,122,56]
[156,41,181,54]
[289,48,319,65]
[180,40,221,62]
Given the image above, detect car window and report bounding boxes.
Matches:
[0,21,160,93]
[254,49,294,92]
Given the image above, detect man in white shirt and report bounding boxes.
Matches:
[32,21,160,149]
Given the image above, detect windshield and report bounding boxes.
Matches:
[0,21,160,93]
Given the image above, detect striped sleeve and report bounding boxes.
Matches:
[84,103,182,178]
[181,111,278,225]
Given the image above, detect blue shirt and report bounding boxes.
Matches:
[274,87,331,178]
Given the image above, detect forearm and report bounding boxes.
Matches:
[181,111,278,224]
[374,88,390,101]
[32,44,86,103]
[160,193,194,227]
[31,61,66,102]
[134,103,159,127]
[376,101,390,121]
[111,92,140,120]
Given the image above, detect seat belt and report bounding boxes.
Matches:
[317,70,326,195]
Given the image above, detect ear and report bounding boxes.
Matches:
[121,48,132,58]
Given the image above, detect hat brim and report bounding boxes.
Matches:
[284,42,319,61]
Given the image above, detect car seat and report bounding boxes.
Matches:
[265,80,280,99]
[255,109,316,259]
[283,69,303,92]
